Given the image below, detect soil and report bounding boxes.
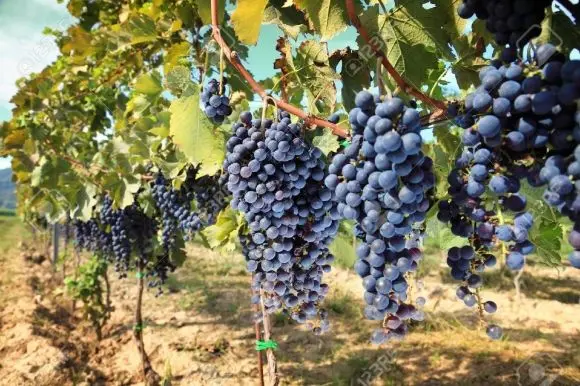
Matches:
[0,217,579,385]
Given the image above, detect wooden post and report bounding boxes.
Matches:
[252,284,265,386]
[259,291,279,386]
[52,224,59,270]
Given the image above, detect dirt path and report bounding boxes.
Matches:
[0,222,579,385]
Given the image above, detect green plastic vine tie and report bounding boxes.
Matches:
[340,139,351,148]
[255,339,278,351]
[136,272,145,279]
[134,323,144,332]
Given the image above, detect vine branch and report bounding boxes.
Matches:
[345,0,447,112]
[210,0,348,138]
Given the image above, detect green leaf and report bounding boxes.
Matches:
[330,49,371,111]
[329,221,356,269]
[275,39,338,116]
[263,2,307,39]
[164,42,191,75]
[169,90,226,177]
[521,182,566,267]
[149,125,169,138]
[434,125,462,159]
[294,0,358,42]
[124,13,157,44]
[296,40,338,114]
[452,35,488,90]
[202,207,242,251]
[166,65,195,96]
[312,128,340,156]
[231,0,270,45]
[544,11,580,55]
[134,71,163,96]
[531,217,564,267]
[424,216,466,251]
[170,237,187,268]
[358,5,439,88]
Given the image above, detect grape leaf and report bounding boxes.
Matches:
[358,5,439,89]
[231,0,270,45]
[424,217,466,251]
[164,42,191,75]
[294,0,358,42]
[123,13,158,44]
[166,65,195,96]
[169,91,226,177]
[452,35,488,90]
[520,182,566,267]
[295,40,338,115]
[389,0,454,60]
[312,128,340,156]
[330,48,371,111]
[134,71,163,96]
[263,0,308,39]
[434,125,461,159]
[201,206,243,252]
[329,221,356,269]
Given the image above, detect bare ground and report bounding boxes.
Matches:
[0,217,579,386]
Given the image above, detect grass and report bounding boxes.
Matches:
[326,291,361,319]
[0,214,27,251]
[0,208,15,216]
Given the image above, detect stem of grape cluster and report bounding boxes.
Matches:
[209,0,348,138]
[474,287,485,327]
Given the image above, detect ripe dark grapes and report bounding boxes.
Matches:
[151,174,203,251]
[224,111,338,333]
[201,78,233,124]
[457,0,551,63]
[332,91,434,344]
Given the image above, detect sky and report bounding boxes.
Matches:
[0,0,75,168]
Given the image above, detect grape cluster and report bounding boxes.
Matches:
[327,91,434,343]
[73,218,112,256]
[73,171,219,293]
[75,196,159,279]
[457,0,551,62]
[448,44,580,264]
[223,111,338,332]
[539,143,580,269]
[183,169,230,226]
[201,78,233,124]
[151,174,203,251]
[436,48,580,337]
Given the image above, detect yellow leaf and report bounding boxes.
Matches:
[164,42,191,76]
[231,0,269,45]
